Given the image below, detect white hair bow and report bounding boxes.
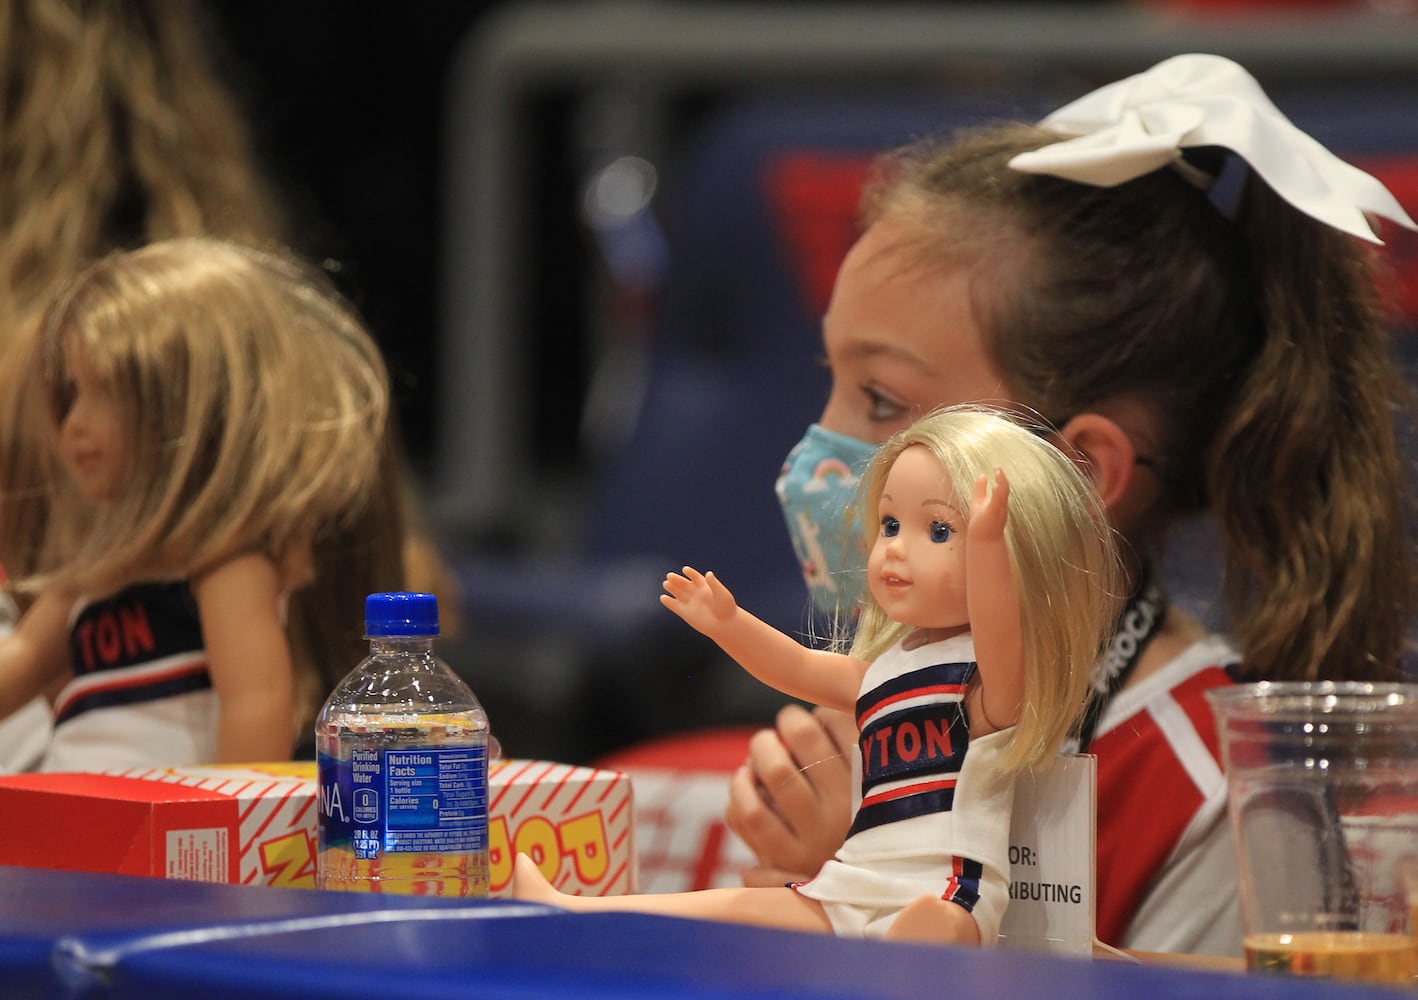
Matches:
[1008,53,1415,245]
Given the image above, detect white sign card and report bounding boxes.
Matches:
[996,752,1119,957]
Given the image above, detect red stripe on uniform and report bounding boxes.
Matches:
[52,659,209,719]
[1093,664,1231,945]
[857,684,966,727]
[859,776,957,811]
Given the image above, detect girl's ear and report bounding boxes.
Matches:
[1056,412,1156,526]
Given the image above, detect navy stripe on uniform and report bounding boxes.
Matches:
[943,857,984,913]
[848,782,957,837]
[54,669,212,725]
[855,661,975,726]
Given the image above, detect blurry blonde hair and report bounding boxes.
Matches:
[0,0,282,330]
[27,237,387,626]
[849,405,1123,773]
[0,0,287,581]
[0,0,457,738]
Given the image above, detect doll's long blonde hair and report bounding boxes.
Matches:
[28,238,388,604]
[849,405,1123,773]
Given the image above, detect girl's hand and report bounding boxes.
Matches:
[969,468,1010,543]
[727,704,855,885]
[660,566,738,639]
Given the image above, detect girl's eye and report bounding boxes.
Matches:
[930,520,954,544]
[881,515,900,538]
[861,384,908,423]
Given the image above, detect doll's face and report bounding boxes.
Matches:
[866,444,969,631]
[818,216,1008,447]
[57,342,129,502]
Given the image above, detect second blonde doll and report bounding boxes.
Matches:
[0,237,389,771]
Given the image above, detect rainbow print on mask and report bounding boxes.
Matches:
[775,425,878,619]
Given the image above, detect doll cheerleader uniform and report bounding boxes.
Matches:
[793,632,1013,941]
[42,581,216,772]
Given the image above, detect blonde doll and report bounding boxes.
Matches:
[0,237,389,771]
[514,405,1121,945]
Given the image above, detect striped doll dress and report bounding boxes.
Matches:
[43,580,216,771]
[793,632,1014,940]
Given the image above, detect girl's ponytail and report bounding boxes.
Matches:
[1208,176,1416,681]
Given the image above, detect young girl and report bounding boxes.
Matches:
[733,54,1418,954]
[515,406,1121,944]
[0,237,389,771]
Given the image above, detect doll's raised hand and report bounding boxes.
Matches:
[663,566,866,725]
[660,566,739,639]
[968,468,1010,544]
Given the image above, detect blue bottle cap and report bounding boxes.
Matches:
[365,592,440,637]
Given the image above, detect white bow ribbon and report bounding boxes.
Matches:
[1008,53,1415,245]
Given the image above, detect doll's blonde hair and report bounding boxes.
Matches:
[29,237,388,601]
[849,405,1123,773]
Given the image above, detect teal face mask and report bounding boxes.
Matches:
[773,424,878,623]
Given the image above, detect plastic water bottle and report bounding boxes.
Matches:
[315,592,490,895]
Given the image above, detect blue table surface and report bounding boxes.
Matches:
[1,864,1409,1000]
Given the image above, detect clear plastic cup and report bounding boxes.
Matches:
[1207,681,1418,985]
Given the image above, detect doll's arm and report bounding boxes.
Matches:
[661,566,865,712]
[195,553,295,763]
[0,591,73,720]
[965,470,1025,730]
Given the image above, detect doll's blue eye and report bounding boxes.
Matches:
[930,521,953,543]
[881,516,900,538]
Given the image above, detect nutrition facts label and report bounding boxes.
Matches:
[318,739,490,862]
[382,746,487,853]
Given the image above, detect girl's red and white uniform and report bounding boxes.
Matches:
[1091,633,1240,954]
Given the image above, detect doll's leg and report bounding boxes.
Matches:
[885,893,982,946]
[511,854,835,934]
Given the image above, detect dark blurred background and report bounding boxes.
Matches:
[208,1,501,476]
[204,0,1129,483]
